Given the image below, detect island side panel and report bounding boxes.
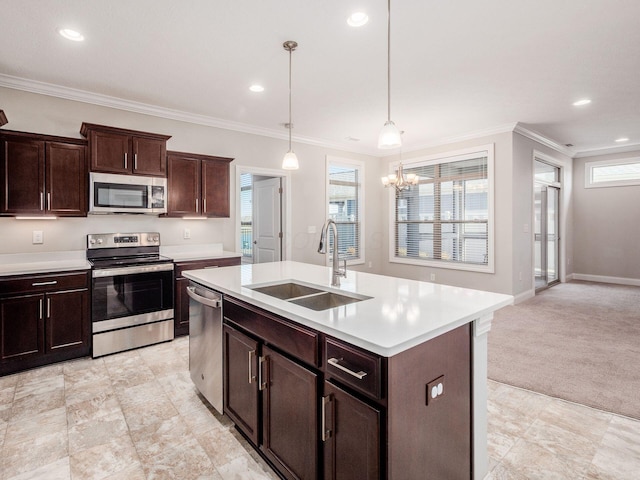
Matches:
[386,323,472,480]
[472,314,493,480]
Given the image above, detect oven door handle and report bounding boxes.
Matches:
[186,286,222,308]
[92,263,174,278]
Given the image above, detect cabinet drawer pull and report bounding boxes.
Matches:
[328,357,368,380]
[248,350,256,384]
[32,280,58,286]
[321,395,332,442]
[204,266,219,269]
[124,152,128,169]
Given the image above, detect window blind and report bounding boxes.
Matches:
[394,154,489,266]
[328,164,361,261]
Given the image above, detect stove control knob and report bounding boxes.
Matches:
[89,238,96,245]
[97,238,103,244]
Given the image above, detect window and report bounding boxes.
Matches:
[585,157,640,188]
[240,173,253,259]
[326,157,364,265]
[389,145,494,272]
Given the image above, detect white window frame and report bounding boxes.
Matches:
[387,144,495,273]
[584,157,640,188]
[325,155,365,266]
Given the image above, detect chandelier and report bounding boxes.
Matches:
[381,162,419,192]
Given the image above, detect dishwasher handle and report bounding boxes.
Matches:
[186,286,222,308]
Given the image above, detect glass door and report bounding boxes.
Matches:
[534,160,561,291]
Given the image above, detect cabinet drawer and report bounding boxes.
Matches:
[223,297,319,367]
[324,337,383,400]
[175,257,240,277]
[0,271,89,295]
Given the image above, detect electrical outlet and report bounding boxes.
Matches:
[183,228,191,239]
[368,261,373,268]
[307,225,316,234]
[430,273,436,281]
[523,223,529,233]
[426,375,445,405]
[32,230,43,244]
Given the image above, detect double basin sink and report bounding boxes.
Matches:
[247,281,372,311]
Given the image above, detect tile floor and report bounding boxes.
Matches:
[0,337,638,480]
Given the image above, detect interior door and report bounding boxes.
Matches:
[253,177,282,263]
[534,161,560,291]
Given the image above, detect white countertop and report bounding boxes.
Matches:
[183,261,513,357]
[0,251,91,277]
[161,244,241,262]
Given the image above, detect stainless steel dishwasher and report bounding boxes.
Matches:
[186,281,223,413]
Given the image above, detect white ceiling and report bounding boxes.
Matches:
[1,0,639,157]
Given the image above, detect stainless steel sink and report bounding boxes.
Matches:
[289,291,367,311]
[248,282,324,300]
[247,281,372,311]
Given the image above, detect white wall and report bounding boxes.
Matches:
[572,151,640,282]
[0,87,384,270]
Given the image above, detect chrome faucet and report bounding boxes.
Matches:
[318,219,347,287]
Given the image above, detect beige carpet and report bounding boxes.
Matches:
[487,281,640,420]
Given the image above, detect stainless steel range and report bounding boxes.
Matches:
[87,232,174,357]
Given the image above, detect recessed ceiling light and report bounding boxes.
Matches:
[572,99,591,106]
[347,12,369,27]
[58,28,84,42]
[249,84,264,93]
[615,137,629,143]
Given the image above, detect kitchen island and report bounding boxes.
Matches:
[184,261,512,480]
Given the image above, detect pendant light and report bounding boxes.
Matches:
[378,0,402,149]
[282,40,299,170]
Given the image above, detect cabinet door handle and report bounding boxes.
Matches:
[258,356,267,391]
[124,152,128,169]
[195,199,199,213]
[248,350,256,384]
[203,198,207,213]
[39,298,43,320]
[134,153,138,170]
[47,297,51,318]
[321,394,333,442]
[40,192,44,211]
[328,357,368,379]
[47,192,51,211]
[32,280,58,286]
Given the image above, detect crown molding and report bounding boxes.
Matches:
[572,142,640,159]
[0,73,380,156]
[513,123,574,157]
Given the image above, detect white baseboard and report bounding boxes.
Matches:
[572,273,640,287]
[565,273,574,281]
[513,289,535,304]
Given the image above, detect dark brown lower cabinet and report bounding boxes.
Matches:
[223,323,260,445]
[322,381,381,480]
[0,271,91,375]
[261,346,318,480]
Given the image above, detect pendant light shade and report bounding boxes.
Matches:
[282,150,299,170]
[282,40,299,170]
[378,120,402,149]
[378,0,402,150]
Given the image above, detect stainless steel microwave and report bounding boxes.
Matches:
[89,172,167,214]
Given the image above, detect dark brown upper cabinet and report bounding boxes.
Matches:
[0,131,87,216]
[165,151,233,217]
[80,123,171,177]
